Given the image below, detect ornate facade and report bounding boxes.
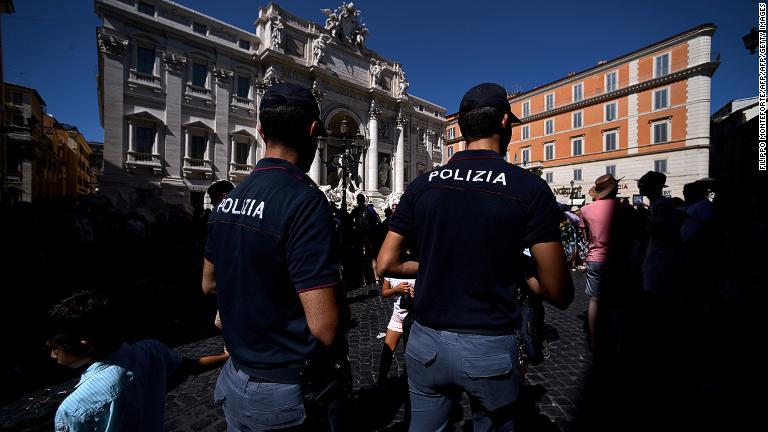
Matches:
[95,0,446,211]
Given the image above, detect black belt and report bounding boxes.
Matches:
[231,358,304,384]
[415,318,519,336]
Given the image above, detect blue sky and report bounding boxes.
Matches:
[2,0,757,142]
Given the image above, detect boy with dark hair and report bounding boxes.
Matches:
[49,291,228,432]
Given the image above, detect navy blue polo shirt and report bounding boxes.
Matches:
[205,158,338,377]
[389,149,561,333]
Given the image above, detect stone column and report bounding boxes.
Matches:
[395,113,407,194]
[367,100,380,192]
[214,68,232,179]
[426,129,434,169]
[97,30,128,177]
[163,51,186,179]
[436,134,443,164]
[249,140,257,166]
[152,124,159,157]
[206,132,214,162]
[184,130,190,158]
[127,120,134,154]
[361,148,368,189]
[230,136,236,165]
[309,84,325,184]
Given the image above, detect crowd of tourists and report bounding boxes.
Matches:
[4,81,761,432]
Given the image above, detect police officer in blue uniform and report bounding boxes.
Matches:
[202,83,344,431]
[378,83,574,431]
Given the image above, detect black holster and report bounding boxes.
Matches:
[300,345,353,431]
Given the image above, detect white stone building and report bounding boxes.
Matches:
[95,0,446,211]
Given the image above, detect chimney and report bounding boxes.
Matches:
[597,60,607,65]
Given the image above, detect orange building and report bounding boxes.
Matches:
[2,83,63,204]
[445,24,719,203]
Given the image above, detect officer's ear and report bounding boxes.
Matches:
[308,120,319,138]
[500,113,510,129]
[257,125,266,141]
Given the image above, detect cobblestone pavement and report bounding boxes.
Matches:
[1,272,591,431]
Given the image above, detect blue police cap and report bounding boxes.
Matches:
[459,83,522,125]
[261,82,328,136]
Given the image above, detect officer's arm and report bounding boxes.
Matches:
[529,242,574,310]
[298,288,339,346]
[202,258,216,295]
[377,231,418,278]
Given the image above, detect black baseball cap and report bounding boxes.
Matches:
[459,83,522,125]
[260,82,328,136]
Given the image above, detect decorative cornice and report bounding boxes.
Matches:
[369,99,381,119]
[518,60,720,124]
[255,76,281,94]
[214,67,234,84]
[97,28,128,57]
[210,25,238,44]
[162,51,187,73]
[159,6,191,26]
[509,25,717,103]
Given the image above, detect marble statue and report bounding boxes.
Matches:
[398,69,409,98]
[271,15,283,50]
[321,2,368,49]
[369,59,382,87]
[378,156,390,188]
[312,34,330,65]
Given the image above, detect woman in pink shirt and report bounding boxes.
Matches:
[579,174,622,355]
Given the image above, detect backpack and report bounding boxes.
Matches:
[352,207,375,236]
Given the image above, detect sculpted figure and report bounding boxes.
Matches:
[369,59,382,87]
[270,16,283,50]
[378,156,390,188]
[313,34,330,65]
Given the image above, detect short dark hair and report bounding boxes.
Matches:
[458,107,506,143]
[47,291,122,358]
[259,105,315,150]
